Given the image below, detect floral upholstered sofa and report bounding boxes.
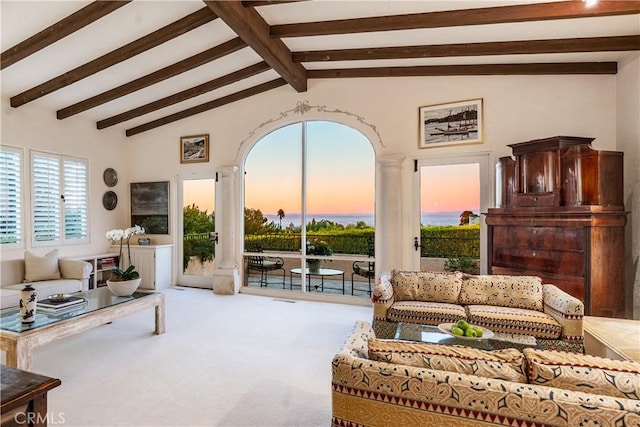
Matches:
[332,321,640,427]
[372,270,584,352]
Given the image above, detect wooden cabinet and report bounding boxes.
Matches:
[487,136,627,318]
[123,245,172,290]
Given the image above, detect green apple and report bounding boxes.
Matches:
[451,326,464,336]
[455,319,469,331]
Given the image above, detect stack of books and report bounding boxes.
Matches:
[99,257,117,269]
[37,295,88,314]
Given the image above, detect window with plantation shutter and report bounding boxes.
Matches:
[63,159,88,240]
[31,151,88,245]
[0,146,23,246]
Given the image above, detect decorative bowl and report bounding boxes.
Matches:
[48,293,74,302]
[438,323,494,340]
[106,278,141,297]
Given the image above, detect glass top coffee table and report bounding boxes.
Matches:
[0,287,164,371]
[395,322,542,351]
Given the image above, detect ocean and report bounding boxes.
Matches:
[264,211,466,227]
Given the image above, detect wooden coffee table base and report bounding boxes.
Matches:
[1,292,164,372]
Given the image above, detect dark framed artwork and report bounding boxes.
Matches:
[180,134,209,163]
[419,98,484,149]
[130,181,169,234]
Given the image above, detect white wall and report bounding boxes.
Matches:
[617,54,640,318]
[1,103,129,260]
[123,73,620,289]
[3,72,637,316]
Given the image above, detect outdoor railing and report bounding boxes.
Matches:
[244,233,374,256]
[184,232,211,241]
[244,231,480,259]
[184,230,480,260]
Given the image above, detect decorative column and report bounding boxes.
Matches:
[376,155,405,276]
[213,166,239,294]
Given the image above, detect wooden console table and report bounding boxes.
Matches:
[1,365,61,427]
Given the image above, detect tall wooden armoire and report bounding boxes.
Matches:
[485,136,627,317]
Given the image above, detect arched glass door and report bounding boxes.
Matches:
[243,120,375,298]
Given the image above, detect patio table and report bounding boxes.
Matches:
[289,268,345,294]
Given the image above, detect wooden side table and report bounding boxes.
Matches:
[1,366,61,426]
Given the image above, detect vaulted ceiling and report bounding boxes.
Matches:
[2,0,639,137]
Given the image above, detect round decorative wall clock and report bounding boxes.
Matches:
[103,168,118,187]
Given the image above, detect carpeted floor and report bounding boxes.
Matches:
[27,287,371,427]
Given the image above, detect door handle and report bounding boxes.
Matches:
[414,237,423,251]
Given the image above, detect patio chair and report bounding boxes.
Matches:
[351,237,375,296]
[245,244,285,288]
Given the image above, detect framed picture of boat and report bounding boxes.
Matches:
[419,98,483,149]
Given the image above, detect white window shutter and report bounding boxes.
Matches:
[32,153,61,243]
[63,158,88,240]
[0,147,22,245]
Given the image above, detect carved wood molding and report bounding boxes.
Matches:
[236,100,385,159]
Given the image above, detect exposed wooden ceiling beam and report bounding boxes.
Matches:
[293,35,640,62]
[308,62,618,78]
[125,78,287,136]
[1,1,131,70]
[242,1,304,6]
[57,38,247,119]
[204,1,307,92]
[97,62,271,129]
[270,1,640,38]
[10,7,217,108]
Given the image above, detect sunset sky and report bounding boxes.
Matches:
[244,121,375,215]
[184,121,480,216]
[420,163,480,213]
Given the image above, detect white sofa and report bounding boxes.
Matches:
[1,253,92,309]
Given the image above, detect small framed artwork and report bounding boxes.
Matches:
[180,134,209,164]
[419,98,483,149]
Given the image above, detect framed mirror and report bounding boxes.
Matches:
[103,168,118,187]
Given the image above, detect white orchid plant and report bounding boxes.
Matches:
[106,225,145,281]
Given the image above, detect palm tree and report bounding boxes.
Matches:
[277,208,285,229]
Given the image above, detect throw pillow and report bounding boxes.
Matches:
[24,249,62,282]
[391,269,463,303]
[524,348,640,400]
[368,338,527,383]
[459,274,543,311]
